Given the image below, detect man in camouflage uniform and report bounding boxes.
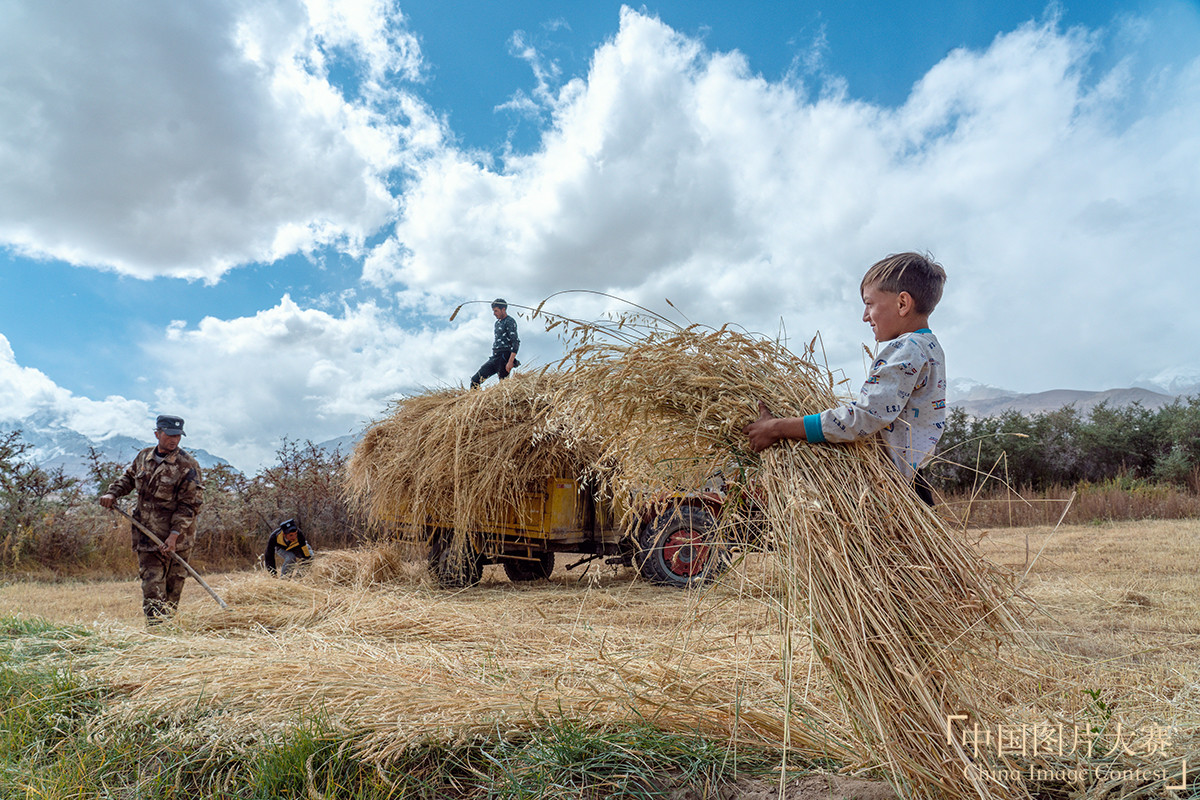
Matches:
[470,298,520,388]
[100,414,204,624]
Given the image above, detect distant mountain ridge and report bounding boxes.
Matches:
[947,378,1193,419]
[316,433,362,457]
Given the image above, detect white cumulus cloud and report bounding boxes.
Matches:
[0,334,151,440]
[145,296,521,468]
[0,0,430,280]
[370,5,1200,392]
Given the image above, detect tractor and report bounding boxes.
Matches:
[423,477,731,589]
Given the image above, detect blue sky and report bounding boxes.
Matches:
[1,0,1198,470]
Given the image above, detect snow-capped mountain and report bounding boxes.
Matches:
[0,412,231,482]
[1133,367,1200,397]
[316,433,363,457]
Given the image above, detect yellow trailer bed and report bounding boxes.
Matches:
[416,477,726,590]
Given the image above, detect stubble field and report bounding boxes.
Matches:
[1,518,1197,799]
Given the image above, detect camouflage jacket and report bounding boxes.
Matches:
[492,315,519,356]
[107,447,204,552]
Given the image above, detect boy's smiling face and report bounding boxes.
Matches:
[861,283,912,342]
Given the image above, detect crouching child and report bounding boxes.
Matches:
[264,518,314,576]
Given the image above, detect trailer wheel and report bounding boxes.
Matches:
[428,533,484,588]
[502,552,555,582]
[636,505,725,588]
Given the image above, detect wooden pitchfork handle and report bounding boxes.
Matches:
[110,505,229,610]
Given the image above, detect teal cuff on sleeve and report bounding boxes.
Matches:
[803,414,825,443]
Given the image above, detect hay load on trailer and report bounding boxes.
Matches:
[343,369,730,588]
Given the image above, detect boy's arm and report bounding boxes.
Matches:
[743,401,813,452]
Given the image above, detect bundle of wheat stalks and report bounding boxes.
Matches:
[560,322,1028,799]
[346,312,1028,799]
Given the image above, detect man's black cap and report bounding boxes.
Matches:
[279,518,299,533]
[156,415,186,436]
[491,298,507,309]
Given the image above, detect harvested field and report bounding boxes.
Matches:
[2,518,1197,799]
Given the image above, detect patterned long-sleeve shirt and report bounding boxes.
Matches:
[492,315,519,356]
[802,329,946,478]
[106,447,204,551]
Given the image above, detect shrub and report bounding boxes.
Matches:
[0,433,367,576]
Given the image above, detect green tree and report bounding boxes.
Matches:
[243,439,364,551]
[1075,401,1161,481]
[1150,397,1200,487]
[1027,406,1084,488]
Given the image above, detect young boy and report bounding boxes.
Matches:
[743,252,947,503]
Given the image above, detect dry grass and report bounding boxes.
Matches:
[980,520,1200,798]
[2,519,1196,798]
[337,318,1031,799]
[0,576,145,624]
[979,519,1200,666]
[557,324,1028,799]
[945,483,1200,529]
[12,559,855,763]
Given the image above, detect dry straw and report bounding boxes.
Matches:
[71,566,858,765]
[344,373,607,572]
[555,318,1029,799]
[342,302,1030,799]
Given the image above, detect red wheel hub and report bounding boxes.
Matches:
[663,528,709,577]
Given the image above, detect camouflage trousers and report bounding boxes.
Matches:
[137,549,190,624]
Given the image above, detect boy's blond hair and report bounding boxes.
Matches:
[861,252,947,315]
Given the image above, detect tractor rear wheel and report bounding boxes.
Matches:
[635,505,726,588]
[502,552,555,582]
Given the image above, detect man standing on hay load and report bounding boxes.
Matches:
[470,298,521,388]
[744,252,947,504]
[99,415,204,625]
